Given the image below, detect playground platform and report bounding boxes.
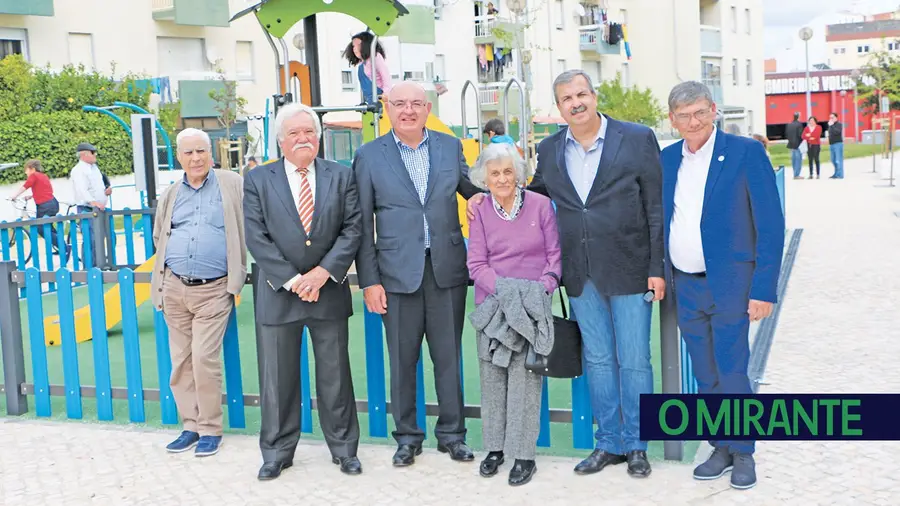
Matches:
[1,156,899,504]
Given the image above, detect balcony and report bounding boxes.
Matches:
[478,82,521,114]
[474,15,524,49]
[152,0,230,27]
[0,0,54,16]
[579,26,622,58]
[700,25,722,55]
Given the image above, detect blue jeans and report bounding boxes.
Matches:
[673,270,754,454]
[830,143,844,178]
[568,280,653,454]
[790,149,802,177]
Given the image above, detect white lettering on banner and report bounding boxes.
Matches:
[765,74,876,95]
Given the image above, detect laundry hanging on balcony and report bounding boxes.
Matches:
[606,22,623,45]
[623,24,632,60]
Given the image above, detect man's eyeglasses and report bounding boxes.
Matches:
[673,108,713,124]
[389,100,426,110]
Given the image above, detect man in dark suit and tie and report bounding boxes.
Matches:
[243,102,363,480]
[662,81,784,490]
[353,81,482,466]
[468,69,664,477]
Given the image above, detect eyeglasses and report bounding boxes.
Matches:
[673,108,713,124]
[389,100,426,110]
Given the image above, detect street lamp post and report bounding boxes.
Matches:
[799,27,814,119]
[850,68,861,142]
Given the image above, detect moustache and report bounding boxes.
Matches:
[570,105,588,115]
[292,143,315,152]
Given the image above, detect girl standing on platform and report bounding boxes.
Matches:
[342,31,393,105]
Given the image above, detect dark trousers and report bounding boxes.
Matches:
[807,144,821,177]
[673,269,754,454]
[383,255,468,446]
[257,318,360,463]
[35,198,62,252]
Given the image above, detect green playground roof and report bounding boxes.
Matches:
[231,0,409,38]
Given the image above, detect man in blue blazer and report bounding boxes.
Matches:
[661,81,785,490]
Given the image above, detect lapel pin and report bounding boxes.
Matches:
[718,155,725,162]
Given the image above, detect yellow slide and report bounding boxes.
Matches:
[377,112,481,236]
[42,254,241,346]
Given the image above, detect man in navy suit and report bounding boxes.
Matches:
[661,81,784,490]
[469,69,665,478]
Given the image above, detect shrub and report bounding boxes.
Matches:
[0,111,132,185]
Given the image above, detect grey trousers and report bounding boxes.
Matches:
[479,348,543,460]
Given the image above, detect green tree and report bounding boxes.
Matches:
[0,55,36,121]
[208,64,247,140]
[594,73,665,127]
[855,48,900,113]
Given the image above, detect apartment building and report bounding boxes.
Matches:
[0,0,277,119]
[826,12,900,70]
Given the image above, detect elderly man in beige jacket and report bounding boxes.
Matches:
[150,128,247,457]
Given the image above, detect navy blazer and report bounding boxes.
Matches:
[661,130,785,311]
[528,115,664,298]
[353,129,481,294]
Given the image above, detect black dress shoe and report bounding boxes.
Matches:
[437,441,474,462]
[508,459,537,486]
[257,460,292,481]
[626,450,651,477]
[573,449,626,475]
[392,444,422,467]
[332,456,362,475]
[479,451,504,477]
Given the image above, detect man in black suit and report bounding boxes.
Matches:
[469,69,664,478]
[784,112,804,179]
[243,102,363,480]
[353,81,481,467]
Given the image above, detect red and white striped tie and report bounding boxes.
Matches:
[296,167,314,235]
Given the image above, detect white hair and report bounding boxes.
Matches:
[469,143,527,190]
[176,128,212,149]
[274,102,322,141]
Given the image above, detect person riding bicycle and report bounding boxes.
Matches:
[8,159,70,258]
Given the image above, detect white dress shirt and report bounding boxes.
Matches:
[282,158,317,290]
[70,160,107,207]
[669,127,717,274]
[564,114,608,203]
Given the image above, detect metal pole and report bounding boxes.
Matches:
[371,34,381,138]
[804,40,812,119]
[279,38,293,104]
[502,77,529,167]
[659,289,683,461]
[303,16,322,107]
[258,16,283,96]
[853,83,859,142]
[460,80,483,150]
[0,260,28,415]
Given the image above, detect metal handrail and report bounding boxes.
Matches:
[503,77,528,165]
[370,33,381,138]
[279,38,292,103]
[460,80,483,150]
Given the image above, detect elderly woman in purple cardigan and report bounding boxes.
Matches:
[466,142,562,486]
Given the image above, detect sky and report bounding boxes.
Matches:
[763,0,900,71]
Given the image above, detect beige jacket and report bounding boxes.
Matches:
[150,169,247,310]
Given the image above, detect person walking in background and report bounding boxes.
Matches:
[342,31,393,105]
[828,112,844,179]
[661,81,784,490]
[151,128,247,458]
[784,112,804,179]
[802,116,822,179]
[70,142,110,267]
[7,159,70,258]
[466,142,561,486]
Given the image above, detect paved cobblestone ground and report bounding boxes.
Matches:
[2,157,900,504]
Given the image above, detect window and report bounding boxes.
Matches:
[556,58,567,77]
[235,41,254,81]
[434,54,446,82]
[732,58,738,85]
[341,70,355,90]
[556,0,565,29]
[157,37,213,81]
[745,59,752,85]
[68,33,94,68]
[748,109,754,134]
[744,8,751,34]
[731,7,737,32]
[621,62,630,87]
[434,0,442,19]
[0,28,28,61]
[584,61,601,85]
[403,71,426,81]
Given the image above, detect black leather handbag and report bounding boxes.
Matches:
[525,273,583,378]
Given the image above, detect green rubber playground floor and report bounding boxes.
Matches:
[1,284,698,463]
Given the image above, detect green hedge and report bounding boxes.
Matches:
[0,111,132,185]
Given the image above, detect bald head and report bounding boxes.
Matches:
[387,80,432,141]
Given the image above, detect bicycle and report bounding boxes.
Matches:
[4,196,76,265]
